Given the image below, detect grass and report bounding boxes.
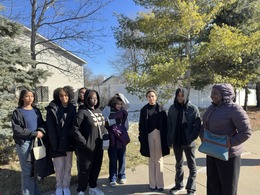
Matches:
[0,122,146,194]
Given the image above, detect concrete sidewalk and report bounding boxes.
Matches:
[43,130,260,195]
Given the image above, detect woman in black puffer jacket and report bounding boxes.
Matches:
[46,86,76,195]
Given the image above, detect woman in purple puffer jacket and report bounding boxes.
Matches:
[201,83,251,195]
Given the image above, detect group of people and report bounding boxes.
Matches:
[12,86,130,195]
[11,83,251,195]
[139,87,200,195]
[138,84,251,195]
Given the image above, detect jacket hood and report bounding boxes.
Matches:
[84,89,100,109]
[212,83,235,104]
[174,87,189,108]
[45,100,59,110]
[45,100,76,111]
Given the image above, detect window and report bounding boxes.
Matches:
[35,86,49,102]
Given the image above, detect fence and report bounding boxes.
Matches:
[93,84,257,111]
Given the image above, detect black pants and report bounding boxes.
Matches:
[207,155,241,195]
[173,145,197,193]
[76,143,104,192]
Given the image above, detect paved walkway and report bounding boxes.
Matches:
[43,130,260,195]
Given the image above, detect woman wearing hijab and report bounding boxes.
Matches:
[201,84,251,195]
[167,87,201,195]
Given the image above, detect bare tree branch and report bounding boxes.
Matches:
[36,61,69,72]
[2,0,113,74]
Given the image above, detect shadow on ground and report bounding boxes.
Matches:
[185,157,260,167]
[97,178,170,195]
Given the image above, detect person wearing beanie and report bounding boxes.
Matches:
[138,89,170,192]
[201,83,251,195]
[167,87,201,195]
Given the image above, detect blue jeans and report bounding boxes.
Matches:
[16,141,41,195]
[108,146,126,182]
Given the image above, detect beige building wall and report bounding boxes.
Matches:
[15,27,86,102]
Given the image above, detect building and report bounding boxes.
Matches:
[15,26,86,102]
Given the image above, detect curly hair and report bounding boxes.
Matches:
[63,85,75,101]
[53,86,75,104]
[108,95,123,108]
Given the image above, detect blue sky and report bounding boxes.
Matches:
[1,0,144,78]
[87,0,143,77]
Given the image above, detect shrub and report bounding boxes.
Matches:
[0,134,17,165]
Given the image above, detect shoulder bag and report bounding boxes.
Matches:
[198,108,230,161]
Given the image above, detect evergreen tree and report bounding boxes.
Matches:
[192,0,260,90]
[114,0,260,103]
[0,16,49,135]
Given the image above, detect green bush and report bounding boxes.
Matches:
[0,134,17,165]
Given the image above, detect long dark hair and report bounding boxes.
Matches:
[18,89,36,108]
[77,87,87,104]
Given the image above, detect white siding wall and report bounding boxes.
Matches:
[15,32,84,101]
[97,83,257,111]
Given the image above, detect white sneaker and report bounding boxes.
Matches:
[63,188,71,195]
[89,187,104,195]
[109,181,116,187]
[55,188,63,195]
[119,178,126,184]
[78,191,85,195]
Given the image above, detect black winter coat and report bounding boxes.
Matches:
[167,101,201,147]
[11,107,46,146]
[46,101,77,158]
[138,103,170,157]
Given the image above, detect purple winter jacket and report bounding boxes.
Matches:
[202,84,252,158]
